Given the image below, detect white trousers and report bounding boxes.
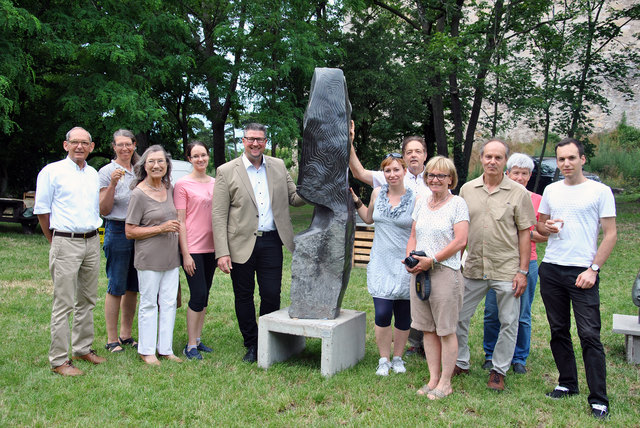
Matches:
[137,268,179,356]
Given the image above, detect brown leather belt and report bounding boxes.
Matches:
[53,230,98,239]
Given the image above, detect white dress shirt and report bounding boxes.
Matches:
[242,154,275,232]
[34,157,102,233]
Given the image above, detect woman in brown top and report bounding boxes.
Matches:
[125,145,182,366]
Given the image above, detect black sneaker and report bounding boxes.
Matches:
[512,362,527,374]
[197,342,213,353]
[183,345,203,360]
[591,404,609,420]
[482,359,493,370]
[546,386,578,399]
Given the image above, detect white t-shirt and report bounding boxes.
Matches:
[539,179,616,267]
[372,168,431,198]
[411,195,469,270]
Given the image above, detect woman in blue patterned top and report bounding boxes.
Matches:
[351,154,416,376]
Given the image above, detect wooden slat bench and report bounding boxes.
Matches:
[353,224,374,268]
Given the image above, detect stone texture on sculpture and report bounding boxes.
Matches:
[289,67,354,320]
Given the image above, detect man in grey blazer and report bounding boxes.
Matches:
[212,123,305,362]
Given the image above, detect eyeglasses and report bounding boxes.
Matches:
[426,173,450,181]
[115,142,135,149]
[67,140,91,148]
[146,159,166,166]
[189,154,209,160]
[244,137,267,144]
[385,153,402,160]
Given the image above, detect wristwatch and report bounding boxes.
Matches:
[517,269,529,276]
[590,263,600,272]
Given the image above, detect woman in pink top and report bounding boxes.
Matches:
[174,141,216,360]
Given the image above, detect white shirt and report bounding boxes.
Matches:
[372,168,432,198]
[34,157,102,233]
[539,179,616,267]
[242,154,275,231]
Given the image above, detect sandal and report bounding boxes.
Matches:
[119,336,138,349]
[417,384,433,396]
[427,389,450,400]
[105,342,124,353]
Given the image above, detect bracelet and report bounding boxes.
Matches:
[355,198,363,209]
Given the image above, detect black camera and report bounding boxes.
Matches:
[404,250,426,268]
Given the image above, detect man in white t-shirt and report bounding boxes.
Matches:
[349,126,431,357]
[537,138,617,420]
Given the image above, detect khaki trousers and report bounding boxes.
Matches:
[456,278,520,376]
[48,234,100,367]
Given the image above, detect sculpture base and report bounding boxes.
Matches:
[257,307,366,377]
[612,314,640,364]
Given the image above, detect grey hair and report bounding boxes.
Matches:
[65,126,92,141]
[480,138,510,157]
[244,123,267,135]
[112,129,140,164]
[507,153,534,172]
[132,145,172,189]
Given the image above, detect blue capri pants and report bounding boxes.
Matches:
[103,220,138,296]
[372,297,411,330]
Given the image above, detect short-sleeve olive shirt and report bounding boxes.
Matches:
[460,175,536,281]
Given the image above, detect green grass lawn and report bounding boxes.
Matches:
[1,199,639,427]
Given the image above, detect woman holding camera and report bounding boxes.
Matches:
[405,156,468,400]
[351,154,415,376]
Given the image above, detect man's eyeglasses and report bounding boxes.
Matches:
[67,140,91,148]
[385,153,402,160]
[426,173,450,181]
[244,137,267,144]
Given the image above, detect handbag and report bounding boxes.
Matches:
[415,270,431,300]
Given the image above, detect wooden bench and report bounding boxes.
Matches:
[352,224,374,268]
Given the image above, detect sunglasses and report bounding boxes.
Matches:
[385,153,402,160]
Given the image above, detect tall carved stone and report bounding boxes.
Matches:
[289,68,354,320]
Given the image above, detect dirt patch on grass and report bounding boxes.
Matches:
[0,280,53,294]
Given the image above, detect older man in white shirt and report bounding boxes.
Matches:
[34,126,105,376]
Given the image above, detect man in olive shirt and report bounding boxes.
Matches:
[455,139,536,391]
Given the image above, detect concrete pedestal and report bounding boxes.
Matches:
[258,307,366,377]
[612,314,640,364]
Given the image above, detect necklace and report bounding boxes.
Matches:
[145,181,164,192]
[428,193,451,209]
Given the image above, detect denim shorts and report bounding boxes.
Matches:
[103,220,139,296]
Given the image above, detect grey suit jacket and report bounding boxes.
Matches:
[212,155,305,264]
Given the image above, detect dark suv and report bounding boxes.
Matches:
[527,156,600,194]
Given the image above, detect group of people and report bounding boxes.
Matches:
[34,123,616,419]
[349,132,616,419]
[34,123,297,374]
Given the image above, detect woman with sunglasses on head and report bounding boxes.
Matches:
[351,153,416,376]
[173,141,216,360]
[125,145,182,366]
[405,156,468,400]
[99,129,140,353]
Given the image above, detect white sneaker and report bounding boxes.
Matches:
[376,357,391,376]
[391,356,406,373]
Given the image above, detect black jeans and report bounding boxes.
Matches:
[539,262,608,406]
[230,232,283,348]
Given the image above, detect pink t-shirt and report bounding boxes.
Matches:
[173,176,215,254]
[530,192,542,261]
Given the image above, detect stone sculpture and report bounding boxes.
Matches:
[289,68,354,320]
